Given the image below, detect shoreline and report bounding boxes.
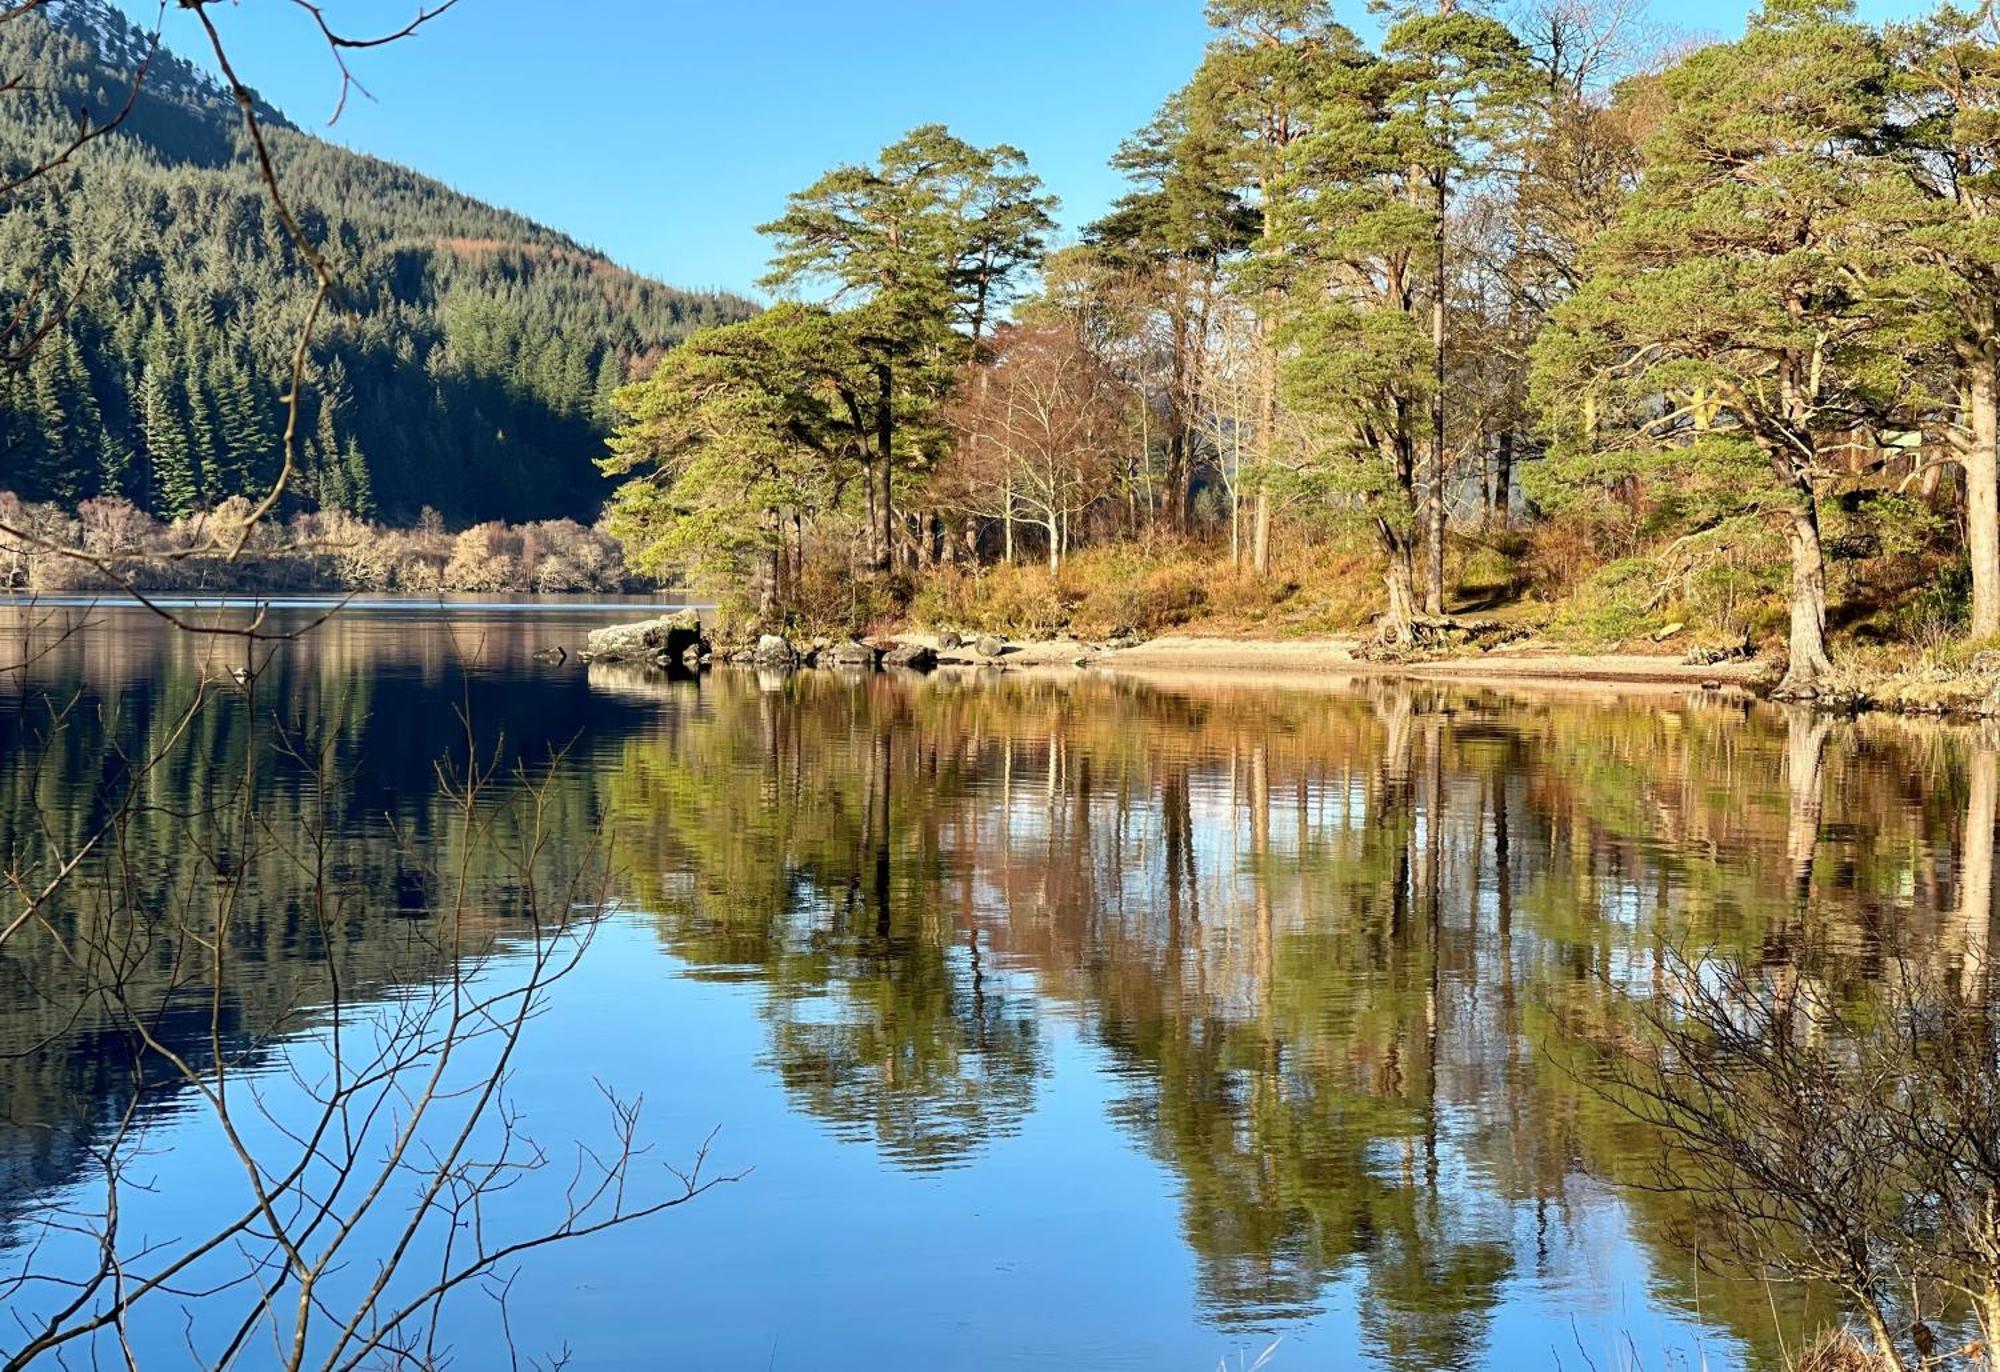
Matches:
[1098,634,1766,686]
[892,631,1770,692]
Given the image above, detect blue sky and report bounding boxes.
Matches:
[120,0,1931,299]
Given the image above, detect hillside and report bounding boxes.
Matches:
[0,0,754,525]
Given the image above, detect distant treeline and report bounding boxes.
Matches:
[0,0,754,527]
[0,492,645,593]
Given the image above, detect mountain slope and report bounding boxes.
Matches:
[0,0,754,524]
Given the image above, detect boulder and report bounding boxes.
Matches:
[754,634,798,668]
[975,635,1008,659]
[937,629,963,651]
[882,643,937,672]
[586,611,705,665]
[530,645,568,665]
[827,640,881,669]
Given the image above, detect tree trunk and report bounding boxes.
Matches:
[872,364,894,575]
[1165,429,1189,536]
[1776,495,1836,696]
[1426,168,1449,617]
[760,508,782,621]
[1968,352,2000,638]
[1003,476,1015,563]
[1489,429,1514,530]
[1859,1298,1909,1372]
[1378,516,1418,645]
[1255,306,1276,576]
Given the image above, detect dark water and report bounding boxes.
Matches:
[0,601,1987,1369]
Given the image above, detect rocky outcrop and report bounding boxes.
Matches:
[585,611,705,666]
[975,635,1008,659]
[826,640,881,668]
[937,629,963,651]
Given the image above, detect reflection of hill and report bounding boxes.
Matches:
[0,605,668,1251]
[607,671,1994,1363]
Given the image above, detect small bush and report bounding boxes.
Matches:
[1454,539,1522,606]
[1547,557,1666,645]
[1683,551,1785,645]
[1520,518,1611,602]
[923,563,1070,636]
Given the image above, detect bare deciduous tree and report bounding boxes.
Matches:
[940,322,1134,572]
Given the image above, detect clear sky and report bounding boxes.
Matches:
[118,0,1932,300]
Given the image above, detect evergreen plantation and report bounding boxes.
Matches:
[0,0,753,526]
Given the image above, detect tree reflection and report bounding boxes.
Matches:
[601,671,2000,1363]
[608,674,1045,1170]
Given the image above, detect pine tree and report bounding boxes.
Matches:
[26,344,75,502]
[1183,1,1356,575]
[340,438,374,519]
[55,332,104,496]
[758,124,1055,573]
[218,358,276,497]
[98,432,135,500]
[592,350,625,429]
[140,368,200,518]
[182,357,217,500]
[1885,3,2000,635]
[1533,0,1905,696]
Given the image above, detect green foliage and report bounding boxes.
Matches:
[600,306,862,595]
[1546,556,1670,644]
[608,123,1056,606]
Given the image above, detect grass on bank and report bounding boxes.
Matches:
[885,500,1972,665]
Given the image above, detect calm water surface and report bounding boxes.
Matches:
[0,601,1986,1369]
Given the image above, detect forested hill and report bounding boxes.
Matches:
[0,0,755,525]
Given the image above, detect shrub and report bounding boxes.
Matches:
[1520,517,1612,602]
[443,523,522,591]
[1454,538,1523,606]
[1069,560,1206,638]
[1547,557,1666,645]
[1683,550,1785,645]
[1898,562,1972,651]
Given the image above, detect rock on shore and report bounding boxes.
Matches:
[584,611,706,665]
[882,643,937,671]
[754,634,798,668]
